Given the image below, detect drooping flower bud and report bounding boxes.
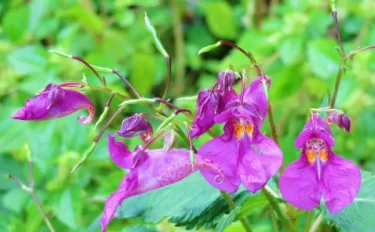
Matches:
[12,83,94,125]
[190,89,222,139]
[217,71,236,91]
[326,110,351,133]
[117,114,153,142]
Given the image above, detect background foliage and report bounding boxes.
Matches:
[0,0,374,231]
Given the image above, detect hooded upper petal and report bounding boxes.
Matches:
[198,135,241,193]
[295,114,334,148]
[12,84,94,124]
[321,151,361,214]
[242,76,269,126]
[279,153,322,211]
[239,134,283,192]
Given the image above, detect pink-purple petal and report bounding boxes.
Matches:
[108,134,135,169]
[239,134,283,192]
[12,84,95,124]
[243,77,268,125]
[279,154,322,211]
[321,151,361,214]
[198,135,241,193]
[101,148,196,231]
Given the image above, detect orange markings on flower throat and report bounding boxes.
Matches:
[305,138,328,164]
[234,120,254,140]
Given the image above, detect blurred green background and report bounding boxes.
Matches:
[0,0,374,231]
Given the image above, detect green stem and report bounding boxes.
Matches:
[329,58,347,108]
[171,0,185,96]
[262,188,291,230]
[304,211,313,232]
[271,209,279,232]
[220,191,253,232]
[308,215,323,232]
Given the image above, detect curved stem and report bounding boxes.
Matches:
[71,55,106,86]
[220,191,253,232]
[112,69,142,99]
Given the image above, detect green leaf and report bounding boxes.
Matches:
[307,39,341,79]
[55,189,77,229]
[321,171,375,231]
[203,1,237,39]
[237,193,269,218]
[117,173,250,229]
[2,188,30,213]
[7,45,48,75]
[131,53,156,95]
[28,0,48,31]
[279,35,303,65]
[2,6,29,41]
[215,208,239,232]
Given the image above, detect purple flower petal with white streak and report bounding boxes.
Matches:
[12,83,94,124]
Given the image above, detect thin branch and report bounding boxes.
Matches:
[8,158,56,232]
[112,69,142,99]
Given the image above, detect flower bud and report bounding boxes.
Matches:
[326,110,351,133]
[12,83,94,125]
[218,71,236,91]
[117,114,153,142]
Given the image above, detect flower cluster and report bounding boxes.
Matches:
[192,71,283,193]
[11,42,363,232]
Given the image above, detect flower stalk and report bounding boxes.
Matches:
[8,145,56,232]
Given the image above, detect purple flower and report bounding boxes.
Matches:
[198,77,283,193]
[101,134,225,231]
[12,83,95,124]
[279,114,361,214]
[190,71,237,139]
[326,110,351,132]
[117,114,153,142]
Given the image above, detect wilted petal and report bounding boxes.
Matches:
[295,114,334,148]
[117,114,153,142]
[12,84,94,124]
[198,135,240,193]
[239,134,282,192]
[321,151,361,214]
[279,154,322,211]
